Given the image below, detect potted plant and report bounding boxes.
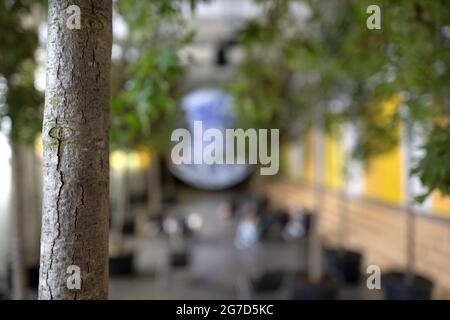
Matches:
[324,128,363,286]
[337,1,450,299]
[229,0,341,299]
[291,105,338,300]
[382,121,434,299]
[303,0,448,299]
[108,0,192,276]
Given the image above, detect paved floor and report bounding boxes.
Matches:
[110,190,302,299]
[109,189,382,300]
[0,188,383,299]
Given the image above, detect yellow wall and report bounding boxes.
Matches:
[297,95,449,218]
[325,128,344,190]
[364,146,404,205]
[364,96,404,205]
[433,192,450,216]
[303,130,315,184]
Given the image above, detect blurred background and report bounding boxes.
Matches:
[0,0,449,300]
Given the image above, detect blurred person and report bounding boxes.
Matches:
[282,208,307,241]
[234,212,261,249]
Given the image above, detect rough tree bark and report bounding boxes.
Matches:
[39,0,112,299]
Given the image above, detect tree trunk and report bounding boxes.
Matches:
[10,143,27,300]
[39,0,112,300]
[308,109,324,283]
[111,164,129,246]
[338,150,350,249]
[404,121,416,283]
[148,152,162,216]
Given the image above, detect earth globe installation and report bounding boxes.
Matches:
[169,88,253,190]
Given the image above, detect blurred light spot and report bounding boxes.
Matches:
[111,150,128,171]
[34,65,46,92]
[187,213,203,231]
[163,217,179,235]
[112,44,123,61]
[113,13,129,40]
[34,134,43,160]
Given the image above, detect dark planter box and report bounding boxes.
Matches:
[251,270,285,293]
[325,248,362,285]
[301,210,312,235]
[383,271,433,300]
[170,250,190,268]
[7,263,40,290]
[122,219,136,235]
[260,210,290,240]
[109,252,135,277]
[27,264,40,289]
[291,272,338,300]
